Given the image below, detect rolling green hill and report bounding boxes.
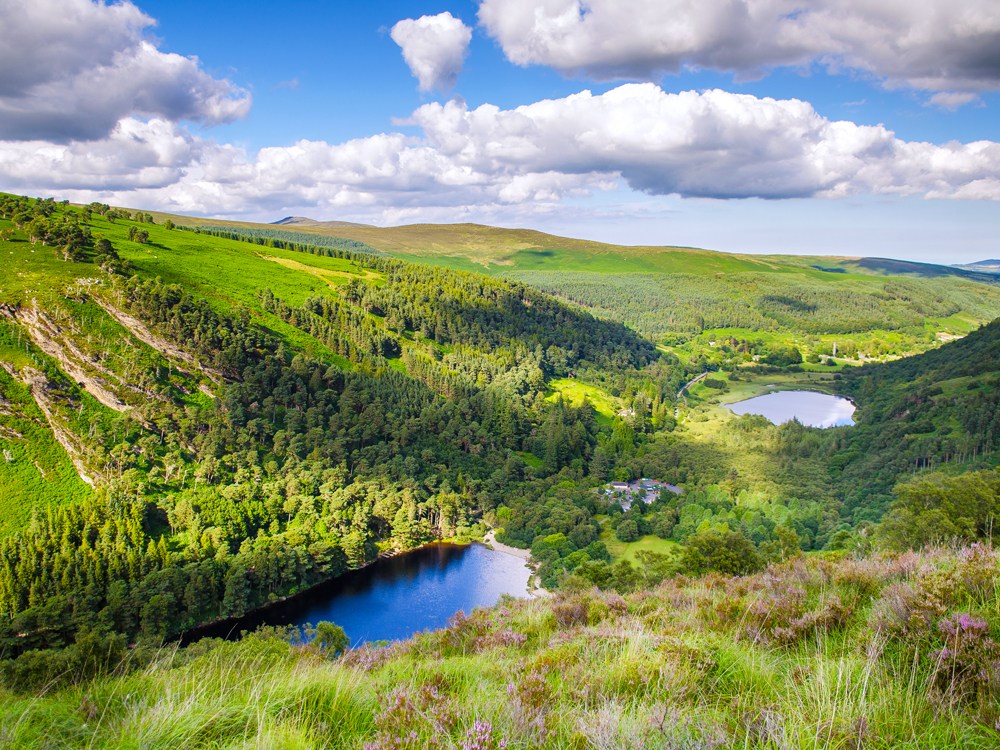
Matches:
[181,218,1000,346]
[120,207,991,279]
[0,192,668,651]
[833,316,1000,522]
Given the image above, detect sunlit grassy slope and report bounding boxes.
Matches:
[0,367,92,535]
[145,212,777,274]
[5,544,999,749]
[0,207,379,520]
[546,378,619,423]
[137,208,998,284]
[132,209,1000,347]
[1,216,383,311]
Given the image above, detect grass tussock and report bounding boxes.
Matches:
[3,545,1000,749]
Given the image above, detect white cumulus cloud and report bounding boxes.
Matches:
[477,0,1000,92]
[411,84,1000,200]
[0,118,205,191]
[1,85,998,220]
[391,12,473,93]
[0,0,251,142]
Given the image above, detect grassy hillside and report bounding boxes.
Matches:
[2,194,995,545]
[166,212,996,282]
[4,543,999,749]
[168,216,1000,348]
[833,316,1000,521]
[509,270,1000,340]
[0,193,673,654]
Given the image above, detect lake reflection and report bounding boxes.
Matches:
[727,390,855,428]
[187,542,530,646]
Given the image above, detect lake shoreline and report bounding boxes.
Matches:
[726,389,856,428]
[175,539,535,645]
[483,529,550,598]
[174,539,471,644]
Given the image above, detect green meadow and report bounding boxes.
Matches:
[603,532,680,563]
[546,377,620,423]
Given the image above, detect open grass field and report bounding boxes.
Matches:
[546,377,620,423]
[510,270,1000,343]
[86,206,1000,363]
[138,209,999,288]
[0,208,382,354]
[141,208,1000,280]
[516,451,543,470]
[1,213,384,312]
[2,221,353,375]
[261,255,383,287]
[0,204,386,518]
[153,216,735,274]
[602,532,680,563]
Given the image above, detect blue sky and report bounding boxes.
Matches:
[0,0,997,261]
[139,0,998,149]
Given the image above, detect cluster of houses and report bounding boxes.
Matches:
[595,478,682,511]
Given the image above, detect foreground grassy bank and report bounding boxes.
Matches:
[3,544,998,749]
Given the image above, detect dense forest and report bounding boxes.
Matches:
[0,196,682,657]
[832,317,1000,521]
[509,270,1000,339]
[0,192,999,699]
[194,225,389,258]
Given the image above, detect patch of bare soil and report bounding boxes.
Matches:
[3,303,131,412]
[21,367,95,486]
[92,297,223,384]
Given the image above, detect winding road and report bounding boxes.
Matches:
[675,371,709,421]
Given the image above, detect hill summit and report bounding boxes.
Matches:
[272,216,372,229]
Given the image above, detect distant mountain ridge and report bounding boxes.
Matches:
[954,259,1000,274]
[87,203,1000,282]
[272,216,373,229]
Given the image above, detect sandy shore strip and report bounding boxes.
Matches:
[483,529,530,559]
[483,530,552,598]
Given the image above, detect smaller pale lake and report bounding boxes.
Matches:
[726,390,855,428]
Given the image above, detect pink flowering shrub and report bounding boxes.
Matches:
[478,628,528,650]
[460,720,507,750]
[506,666,554,747]
[353,546,999,747]
[742,586,807,644]
[364,680,458,750]
[341,642,399,671]
[929,613,1000,705]
[552,596,589,627]
[954,543,999,606]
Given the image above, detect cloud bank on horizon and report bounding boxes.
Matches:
[0,0,997,234]
[4,85,997,216]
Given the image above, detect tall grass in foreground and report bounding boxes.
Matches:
[2,545,999,748]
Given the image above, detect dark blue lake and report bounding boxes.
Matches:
[187,542,531,646]
[727,390,855,428]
